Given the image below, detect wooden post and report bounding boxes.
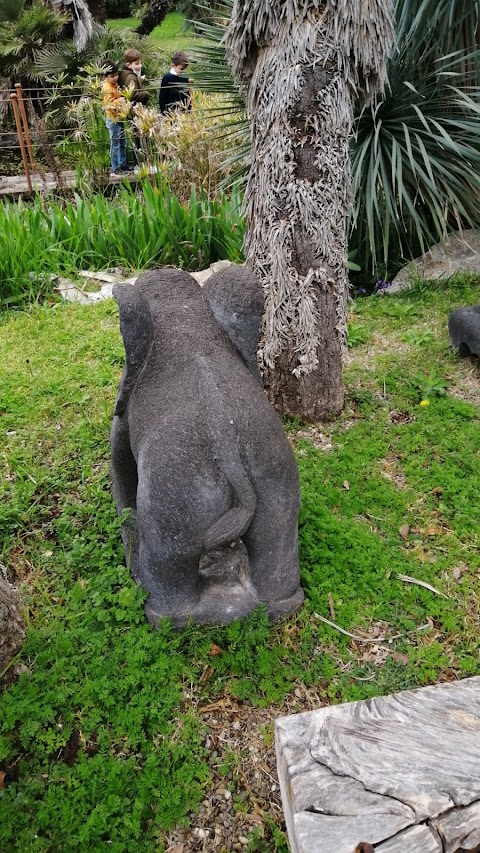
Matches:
[15,83,35,170]
[10,94,33,193]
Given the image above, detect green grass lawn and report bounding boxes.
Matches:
[1,273,480,850]
[108,10,206,55]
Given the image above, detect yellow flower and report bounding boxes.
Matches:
[420,399,430,406]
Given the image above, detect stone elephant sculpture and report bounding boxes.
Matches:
[110,266,303,628]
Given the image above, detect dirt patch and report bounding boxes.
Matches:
[447,357,480,406]
[343,330,411,372]
[379,453,407,489]
[290,423,334,451]
[163,685,326,852]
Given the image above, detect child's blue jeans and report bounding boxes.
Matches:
[106,119,126,172]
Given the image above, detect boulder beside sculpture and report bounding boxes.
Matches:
[448,305,480,357]
[110,266,303,628]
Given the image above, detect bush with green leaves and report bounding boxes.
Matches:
[0,0,67,110]
[105,0,131,17]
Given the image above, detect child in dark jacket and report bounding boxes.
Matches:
[159,51,192,114]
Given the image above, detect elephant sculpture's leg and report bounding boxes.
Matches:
[110,415,139,580]
[243,485,304,620]
[138,534,204,629]
[134,450,205,628]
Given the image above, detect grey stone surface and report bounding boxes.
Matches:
[390,229,480,292]
[276,676,480,853]
[110,266,303,628]
[203,266,263,383]
[448,304,480,357]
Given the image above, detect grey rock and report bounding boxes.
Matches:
[110,266,303,628]
[448,304,480,357]
[57,261,237,305]
[390,229,480,292]
[192,259,235,287]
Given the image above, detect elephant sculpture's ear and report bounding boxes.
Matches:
[203,266,264,384]
[113,283,154,416]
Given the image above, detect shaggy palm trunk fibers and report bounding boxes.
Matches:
[227,1,395,421]
[238,24,352,420]
[261,62,347,420]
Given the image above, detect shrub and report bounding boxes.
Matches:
[105,0,131,17]
[133,92,248,200]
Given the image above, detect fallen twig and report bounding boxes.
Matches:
[396,573,449,599]
[314,613,388,643]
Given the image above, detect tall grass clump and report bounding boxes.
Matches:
[0,180,245,308]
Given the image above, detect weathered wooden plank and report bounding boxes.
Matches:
[0,170,142,196]
[375,824,442,852]
[276,676,480,853]
[287,763,413,819]
[432,800,480,852]
[293,812,412,853]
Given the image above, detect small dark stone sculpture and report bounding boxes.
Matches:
[110,266,303,628]
[448,304,480,357]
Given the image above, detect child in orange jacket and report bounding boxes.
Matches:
[101,60,131,176]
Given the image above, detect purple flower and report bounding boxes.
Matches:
[373,278,392,293]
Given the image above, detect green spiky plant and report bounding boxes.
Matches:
[0,0,67,86]
[177,0,225,27]
[190,2,249,185]
[0,0,99,122]
[351,0,480,277]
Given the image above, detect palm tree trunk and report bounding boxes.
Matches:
[136,0,172,35]
[227,2,394,421]
[232,25,352,420]
[87,0,106,24]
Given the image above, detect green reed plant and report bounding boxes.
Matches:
[0,179,245,308]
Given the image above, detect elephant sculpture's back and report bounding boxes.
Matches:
[111,267,303,627]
